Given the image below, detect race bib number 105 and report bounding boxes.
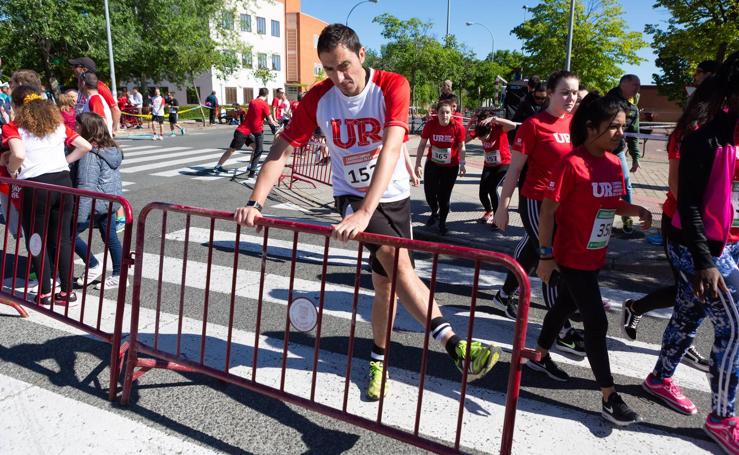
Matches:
[342,147,381,192]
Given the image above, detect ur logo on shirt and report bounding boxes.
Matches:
[331,118,383,149]
[553,133,571,144]
[591,181,624,198]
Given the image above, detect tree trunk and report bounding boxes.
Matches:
[716,41,728,63]
[191,72,206,125]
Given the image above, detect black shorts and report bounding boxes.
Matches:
[334,195,414,276]
[169,113,178,124]
[151,114,164,124]
[229,130,254,150]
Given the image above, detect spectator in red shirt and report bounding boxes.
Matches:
[69,57,121,134]
[57,90,78,131]
[212,88,276,177]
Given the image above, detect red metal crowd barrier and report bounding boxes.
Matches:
[0,176,134,401]
[120,201,538,454]
[280,136,333,189]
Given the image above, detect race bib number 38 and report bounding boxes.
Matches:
[587,208,616,250]
[431,145,452,164]
[342,147,381,192]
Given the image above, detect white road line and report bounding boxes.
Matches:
[0,373,217,454]
[0,298,715,455]
[121,152,225,174]
[123,148,218,165]
[164,228,669,317]
[119,145,158,152]
[125,247,709,393]
[123,146,193,158]
[122,181,135,187]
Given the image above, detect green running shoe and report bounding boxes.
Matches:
[367,360,389,400]
[455,340,501,382]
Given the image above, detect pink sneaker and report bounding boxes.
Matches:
[642,373,697,415]
[705,415,739,454]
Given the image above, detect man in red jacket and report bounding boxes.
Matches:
[212,88,276,177]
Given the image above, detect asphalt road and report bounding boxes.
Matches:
[0,127,720,454]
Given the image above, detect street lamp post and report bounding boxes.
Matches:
[564,0,575,70]
[103,0,118,98]
[346,0,379,26]
[465,21,495,61]
[446,0,451,38]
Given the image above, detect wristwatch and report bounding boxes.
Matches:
[246,200,263,212]
[537,246,553,257]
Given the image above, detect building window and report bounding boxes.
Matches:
[272,54,281,71]
[222,12,234,30]
[243,88,254,103]
[186,87,200,104]
[242,52,252,68]
[256,17,266,35]
[313,63,323,76]
[225,87,237,105]
[257,53,268,69]
[271,20,280,37]
[240,14,251,32]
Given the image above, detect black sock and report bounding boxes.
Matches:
[446,335,462,360]
[371,344,385,363]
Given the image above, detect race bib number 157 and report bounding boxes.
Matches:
[342,147,381,192]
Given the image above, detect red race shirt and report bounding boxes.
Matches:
[421,119,465,167]
[237,98,271,135]
[272,97,283,119]
[480,125,511,167]
[662,128,682,219]
[513,111,573,200]
[97,81,117,108]
[547,146,626,271]
[290,100,299,113]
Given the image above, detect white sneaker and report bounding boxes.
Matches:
[94,275,128,291]
[76,262,104,286]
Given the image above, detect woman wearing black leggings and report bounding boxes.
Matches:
[469,110,516,227]
[414,99,466,235]
[1,85,92,305]
[533,93,652,426]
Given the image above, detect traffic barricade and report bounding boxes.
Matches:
[280,136,333,188]
[120,202,538,454]
[0,176,134,401]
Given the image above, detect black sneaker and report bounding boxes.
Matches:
[602,393,642,426]
[490,291,517,320]
[621,299,642,341]
[211,165,225,174]
[439,224,448,235]
[490,223,500,232]
[682,345,710,372]
[555,328,586,357]
[425,214,438,227]
[525,354,570,382]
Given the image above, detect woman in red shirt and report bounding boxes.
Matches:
[533,93,651,426]
[469,109,515,227]
[414,98,466,235]
[492,71,585,349]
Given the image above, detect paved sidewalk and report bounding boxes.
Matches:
[271,132,676,291]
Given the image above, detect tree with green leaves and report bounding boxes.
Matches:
[646,0,739,102]
[512,0,645,93]
[0,0,253,92]
[253,67,276,87]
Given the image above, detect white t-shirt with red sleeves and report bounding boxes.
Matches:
[420,119,465,167]
[281,68,411,202]
[546,146,626,271]
[513,111,573,200]
[1,121,78,180]
[85,93,113,134]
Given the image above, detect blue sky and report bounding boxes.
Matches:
[301,0,672,84]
